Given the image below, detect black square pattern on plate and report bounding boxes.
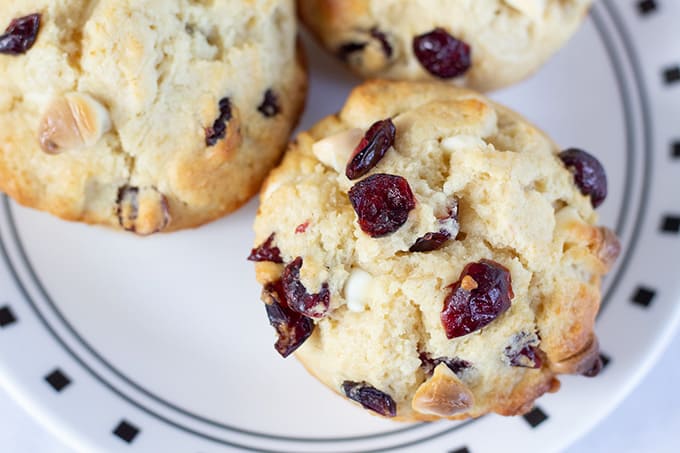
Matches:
[523,406,548,428]
[664,66,680,85]
[600,353,611,369]
[113,420,140,444]
[661,216,680,233]
[672,142,680,159]
[0,306,17,327]
[632,287,656,307]
[45,369,71,392]
[637,0,657,15]
[450,448,470,453]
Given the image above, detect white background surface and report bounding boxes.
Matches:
[1,329,678,452]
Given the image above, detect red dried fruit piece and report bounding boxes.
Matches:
[410,231,451,252]
[504,332,543,369]
[370,28,393,58]
[337,27,393,61]
[348,173,416,237]
[257,89,281,118]
[342,381,397,417]
[419,352,471,376]
[282,257,330,318]
[346,119,396,180]
[248,233,283,263]
[295,222,309,234]
[263,280,314,358]
[413,28,471,79]
[0,14,41,55]
[205,97,232,146]
[441,259,514,338]
[410,200,459,252]
[559,148,608,208]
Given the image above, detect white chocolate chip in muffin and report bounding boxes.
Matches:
[312,128,363,173]
[39,92,111,154]
[343,268,374,312]
[441,135,487,152]
[412,363,474,417]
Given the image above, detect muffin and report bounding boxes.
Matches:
[299,0,592,91]
[250,80,620,421]
[0,0,306,234]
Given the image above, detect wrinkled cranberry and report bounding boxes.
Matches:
[582,356,604,378]
[258,89,280,118]
[248,233,283,263]
[419,352,471,376]
[0,14,41,55]
[282,257,330,318]
[338,42,367,60]
[349,174,416,237]
[505,333,543,369]
[559,148,608,208]
[263,280,314,358]
[410,231,451,252]
[441,260,514,338]
[342,381,397,417]
[413,28,471,79]
[338,28,393,61]
[370,28,393,57]
[295,222,309,234]
[346,119,396,180]
[205,97,232,146]
[411,200,460,252]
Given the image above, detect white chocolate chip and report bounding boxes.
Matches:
[39,92,111,154]
[261,180,282,201]
[504,0,546,21]
[312,128,364,173]
[441,135,487,152]
[412,363,474,417]
[343,268,374,312]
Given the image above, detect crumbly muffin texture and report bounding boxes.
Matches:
[252,80,619,421]
[0,0,306,234]
[299,0,592,91]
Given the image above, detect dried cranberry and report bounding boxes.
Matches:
[410,231,451,252]
[248,233,283,263]
[413,28,471,79]
[338,42,367,60]
[504,333,543,369]
[582,356,604,378]
[263,280,314,358]
[419,352,471,376]
[559,148,608,208]
[346,119,396,180]
[411,200,460,252]
[342,381,397,417]
[282,257,330,318]
[337,28,393,61]
[370,28,393,57]
[441,259,514,338]
[295,222,309,234]
[258,89,280,118]
[205,97,232,146]
[348,174,416,237]
[0,14,41,55]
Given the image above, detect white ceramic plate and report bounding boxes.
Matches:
[1,1,679,452]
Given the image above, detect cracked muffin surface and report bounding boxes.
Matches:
[251,80,620,421]
[299,0,592,91]
[0,0,306,234]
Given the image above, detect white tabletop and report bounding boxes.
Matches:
[1,329,678,452]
